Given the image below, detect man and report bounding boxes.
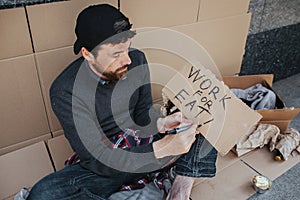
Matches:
[27,4,217,200]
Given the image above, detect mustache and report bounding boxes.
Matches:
[116,65,128,72]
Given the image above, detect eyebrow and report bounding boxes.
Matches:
[112,42,131,56]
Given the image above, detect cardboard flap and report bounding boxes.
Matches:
[259,120,291,132]
[162,65,262,156]
[258,108,300,121]
[222,74,274,88]
[0,142,54,199]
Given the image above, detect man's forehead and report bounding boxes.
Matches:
[101,40,131,53]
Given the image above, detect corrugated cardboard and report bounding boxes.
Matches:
[193,151,241,187]
[241,147,300,181]
[133,14,251,101]
[0,55,50,150]
[0,141,54,200]
[223,74,275,88]
[216,151,240,173]
[121,0,199,28]
[162,65,262,155]
[47,135,73,171]
[34,46,79,132]
[0,7,32,60]
[52,130,64,137]
[198,0,250,21]
[27,0,117,52]
[259,120,292,132]
[222,74,300,130]
[0,134,51,157]
[171,14,251,76]
[190,160,257,200]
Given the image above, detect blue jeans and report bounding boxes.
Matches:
[27,134,217,200]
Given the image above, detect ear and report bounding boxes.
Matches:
[81,47,94,62]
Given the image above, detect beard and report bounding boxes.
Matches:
[92,63,128,81]
[102,68,128,81]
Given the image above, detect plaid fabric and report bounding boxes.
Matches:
[65,129,170,191]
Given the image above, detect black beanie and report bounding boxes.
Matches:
[73,4,132,54]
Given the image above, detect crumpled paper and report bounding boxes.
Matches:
[275,128,300,160]
[235,124,300,160]
[236,124,280,152]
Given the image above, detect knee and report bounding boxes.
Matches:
[27,173,62,200]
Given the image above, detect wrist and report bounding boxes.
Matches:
[153,138,169,159]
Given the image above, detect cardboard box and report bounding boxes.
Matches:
[0,55,50,151]
[121,0,199,28]
[47,134,73,171]
[222,74,300,131]
[27,0,117,52]
[0,7,32,60]
[198,0,250,21]
[0,141,54,200]
[34,46,79,132]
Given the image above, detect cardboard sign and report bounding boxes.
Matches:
[162,65,262,155]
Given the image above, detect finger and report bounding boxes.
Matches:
[179,120,194,127]
[171,112,182,122]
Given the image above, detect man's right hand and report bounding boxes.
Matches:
[153,124,198,159]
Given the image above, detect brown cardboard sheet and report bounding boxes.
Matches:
[258,108,300,121]
[216,151,240,173]
[27,0,117,52]
[133,14,251,101]
[198,0,250,21]
[34,46,79,132]
[0,142,54,200]
[171,14,251,76]
[52,129,64,137]
[191,160,257,200]
[0,7,32,60]
[0,55,50,150]
[162,65,262,155]
[48,135,73,171]
[194,151,242,188]
[121,0,199,28]
[0,134,51,157]
[259,120,291,132]
[241,147,300,181]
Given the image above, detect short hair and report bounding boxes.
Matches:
[91,30,136,58]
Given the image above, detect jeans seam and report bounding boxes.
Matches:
[70,173,107,200]
[82,188,107,200]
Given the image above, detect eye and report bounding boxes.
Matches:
[113,53,120,58]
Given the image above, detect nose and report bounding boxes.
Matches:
[120,53,131,66]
